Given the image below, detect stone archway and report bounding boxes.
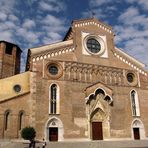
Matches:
[87,91,111,140]
[132,119,145,140]
[85,84,113,140]
[90,107,110,140]
[90,108,105,140]
[45,117,64,141]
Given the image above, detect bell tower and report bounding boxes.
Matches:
[0,41,22,79]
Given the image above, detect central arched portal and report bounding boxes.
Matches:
[90,108,107,140]
[45,117,64,141]
[85,88,112,140]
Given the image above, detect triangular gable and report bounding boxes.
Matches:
[64,18,113,41]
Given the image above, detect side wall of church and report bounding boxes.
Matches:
[0,94,31,139]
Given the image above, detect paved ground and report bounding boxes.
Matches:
[0,140,148,148]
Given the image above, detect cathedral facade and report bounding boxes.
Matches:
[0,18,148,141]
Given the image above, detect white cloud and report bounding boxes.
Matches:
[118,7,139,20]
[0,31,13,42]
[39,0,66,12]
[47,32,62,40]
[115,6,148,68]
[0,21,17,34]
[0,12,7,21]
[42,14,62,26]
[126,0,148,10]
[0,0,16,14]
[23,19,36,29]
[82,0,118,19]
[17,28,39,44]
[8,14,19,22]
[0,0,68,71]
[82,9,106,19]
[41,14,67,33]
[89,0,112,7]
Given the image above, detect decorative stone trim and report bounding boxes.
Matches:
[114,52,147,76]
[32,46,75,62]
[64,61,124,85]
[74,21,112,34]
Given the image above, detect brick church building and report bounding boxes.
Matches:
[0,18,148,141]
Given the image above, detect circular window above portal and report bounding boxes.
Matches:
[84,35,105,56]
[48,65,58,75]
[126,72,137,86]
[46,62,63,79]
[13,84,21,93]
[86,38,101,54]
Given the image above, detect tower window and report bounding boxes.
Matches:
[5,44,13,55]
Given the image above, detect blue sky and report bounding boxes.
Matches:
[0,0,148,70]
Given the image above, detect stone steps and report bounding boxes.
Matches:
[0,140,148,148]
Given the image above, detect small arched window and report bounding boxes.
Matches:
[4,111,10,130]
[130,90,140,116]
[18,111,24,130]
[50,84,57,114]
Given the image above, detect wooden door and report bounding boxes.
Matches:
[92,122,103,140]
[49,127,58,141]
[133,128,140,140]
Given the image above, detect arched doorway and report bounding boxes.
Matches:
[91,108,105,140]
[85,85,113,141]
[86,88,112,140]
[45,117,64,141]
[132,119,145,140]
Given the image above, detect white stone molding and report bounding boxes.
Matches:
[86,88,113,105]
[74,20,112,34]
[32,46,75,63]
[114,50,147,76]
[81,32,108,58]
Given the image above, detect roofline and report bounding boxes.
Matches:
[115,47,145,68]
[63,27,72,41]
[0,40,22,52]
[30,40,73,55]
[72,18,112,30]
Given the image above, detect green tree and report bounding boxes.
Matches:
[21,126,36,141]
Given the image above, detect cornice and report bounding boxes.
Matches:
[114,47,147,76]
[32,44,75,63]
[73,19,113,34]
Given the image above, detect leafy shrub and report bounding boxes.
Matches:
[21,126,36,141]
